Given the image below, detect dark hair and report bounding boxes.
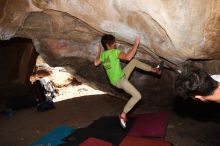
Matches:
[101,34,115,50]
[175,68,218,99]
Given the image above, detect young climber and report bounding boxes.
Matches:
[94,34,162,129]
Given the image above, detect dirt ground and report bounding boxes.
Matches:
[0,94,220,146]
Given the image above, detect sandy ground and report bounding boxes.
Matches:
[0,92,220,146]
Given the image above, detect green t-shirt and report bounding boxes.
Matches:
[100,48,124,85]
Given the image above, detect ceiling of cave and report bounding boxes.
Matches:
[0,0,220,71]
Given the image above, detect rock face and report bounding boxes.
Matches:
[0,0,220,65]
[0,38,38,98]
[0,0,220,104]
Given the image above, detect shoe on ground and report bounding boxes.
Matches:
[119,115,127,129]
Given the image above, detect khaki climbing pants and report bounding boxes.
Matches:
[115,59,152,114]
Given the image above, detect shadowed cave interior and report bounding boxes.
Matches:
[0,37,220,146]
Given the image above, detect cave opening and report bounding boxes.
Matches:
[31,55,106,103]
[0,37,105,111]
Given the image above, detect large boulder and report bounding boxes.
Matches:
[0,0,220,65]
[0,38,38,102]
[0,0,220,105]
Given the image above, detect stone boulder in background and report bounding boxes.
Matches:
[0,0,220,106]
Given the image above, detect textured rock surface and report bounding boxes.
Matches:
[0,0,220,99]
[0,38,38,99]
[1,0,220,65]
